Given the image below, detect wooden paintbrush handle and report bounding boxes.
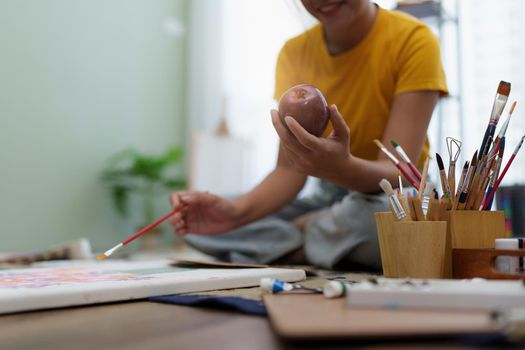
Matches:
[448,163,456,203]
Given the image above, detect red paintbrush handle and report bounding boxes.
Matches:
[482,154,516,210]
[123,205,185,245]
[407,162,422,181]
[396,163,419,188]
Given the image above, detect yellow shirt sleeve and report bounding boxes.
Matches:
[394,26,448,97]
[273,42,299,101]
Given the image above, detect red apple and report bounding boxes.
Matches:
[278,84,330,137]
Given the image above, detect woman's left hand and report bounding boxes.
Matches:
[271,104,352,180]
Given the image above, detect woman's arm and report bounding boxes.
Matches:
[274,90,439,193]
[233,146,307,225]
[168,146,306,235]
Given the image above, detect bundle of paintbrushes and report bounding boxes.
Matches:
[376,137,448,221]
[379,177,447,221]
[377,81,524,215]
[449,81,524,211]
[428,81,525,210]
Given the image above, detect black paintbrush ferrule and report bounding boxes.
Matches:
[479,125,496,160]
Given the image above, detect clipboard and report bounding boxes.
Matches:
[263,294,501,340]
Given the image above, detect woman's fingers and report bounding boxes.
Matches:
[285,116,319,150]
[175,219,186,233]
[168,199,189,235]
[329,104,350,140]
[169,193,181,207]
[271,110,307,151]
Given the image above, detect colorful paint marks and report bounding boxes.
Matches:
[0,267,152,289]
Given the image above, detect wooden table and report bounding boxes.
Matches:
[0,301,278,350]
[0,300,509,350]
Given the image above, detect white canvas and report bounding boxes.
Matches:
[0,260,305,314]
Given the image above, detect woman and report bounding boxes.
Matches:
[169,0,447,270]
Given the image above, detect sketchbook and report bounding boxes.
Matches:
[0,260,305,314]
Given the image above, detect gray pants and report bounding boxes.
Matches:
[184,180,390,270]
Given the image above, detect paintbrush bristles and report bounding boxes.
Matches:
[390,139,409,162]
[374,139,385,149]
[421,183,434,215]
[509,101,517,114]
[418,157,429,197]
[497,81,511,96]
[379,178,394,196]
[380,178,407,221]
[435,153,445,170]
[471,151,479,167]
[375,139,400,164]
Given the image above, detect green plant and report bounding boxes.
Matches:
[101,146,187,227]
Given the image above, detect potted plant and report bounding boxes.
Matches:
[101,146,187,250]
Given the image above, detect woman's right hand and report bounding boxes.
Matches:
[168,191,241,235]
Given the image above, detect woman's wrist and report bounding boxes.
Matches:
[231,195,253,226]
[326,153,356,187]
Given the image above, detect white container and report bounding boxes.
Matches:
[495,238,525,274]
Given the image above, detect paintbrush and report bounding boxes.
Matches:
[457,151,478,210]
[478,81,511,160]
[417,157,430,198]
[374,139,419,188]
[446,137,462,204]
[97,204,186,260]
[390,140,422,181]
[397,175,411,220]
[473,143,501,209]
[493,101,516,147]
[482,101,515,168]
[466,136,493,209]
[473,167,493,210]
[453,161,469,210]
[483,135,525,210]
[379,178,407,221]
[436,153,451,201]
[412,195,426,221]
[483,137,506,210]
[421,182,434,216]
[438,198,448,221]
[475,171,494,210]
[407,194,418,221]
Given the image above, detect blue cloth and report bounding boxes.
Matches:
[149,294,267,316]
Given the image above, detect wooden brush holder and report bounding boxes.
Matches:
[452,248,525,280]
[444,210,507,277]
[375,212,447,279]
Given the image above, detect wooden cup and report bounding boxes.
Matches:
[375,212,447,278]
[446,210,507,248]
[444,210,507,278]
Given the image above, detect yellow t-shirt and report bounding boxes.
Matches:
[274,6,448,166]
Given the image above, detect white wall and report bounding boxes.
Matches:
[219,0,312,190]
[0,0,187,251]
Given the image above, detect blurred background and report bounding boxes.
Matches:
[1,0,524,254]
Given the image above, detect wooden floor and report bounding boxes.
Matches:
[0,300,508,350]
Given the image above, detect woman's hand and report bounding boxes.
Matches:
[271,104,352,180]
[168,191,241,235]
